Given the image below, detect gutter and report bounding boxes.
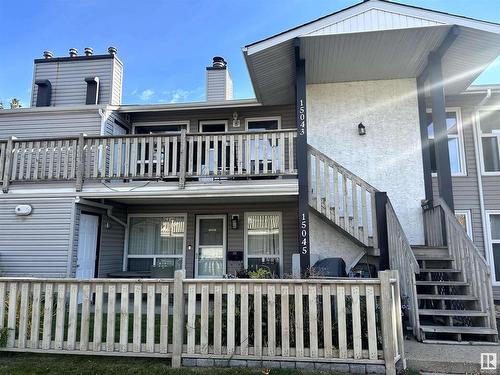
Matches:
[75,196,127,227]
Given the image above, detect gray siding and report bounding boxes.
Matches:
[98,205,127,277]
[0,197,75,277]
[430,93,500,300]
[127,202,298,278]
[111,59,124,105]
[431,104,485,253]
[0,110,102,139]
[31,58,120,107]
[129,104,295,133]
[206,69,232,101]
[103,111,132,135]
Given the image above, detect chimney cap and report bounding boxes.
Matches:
[43,51,53,59]
[84,47,93,56]
[69,48,78,57]
[212,56,227,69]
[108,46,117,55]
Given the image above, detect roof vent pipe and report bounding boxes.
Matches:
[108,46,117,55]
[69,48,78,57]
[84,47,93,56]
[212,56,227,69]
[43,51,53,59]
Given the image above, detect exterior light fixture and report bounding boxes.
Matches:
[231,215,239,229]
[358,122,366,136]
[232,112,240,128]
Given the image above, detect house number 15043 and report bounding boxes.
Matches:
[298,99,306,136]
[301,213,308,254]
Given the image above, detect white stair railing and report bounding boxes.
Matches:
[308,145,378,248]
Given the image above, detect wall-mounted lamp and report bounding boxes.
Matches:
[231,215,239,230]
[187,244,192,252]
[358,122,366,136]
[105,221,112,230]
[232,112,240,128]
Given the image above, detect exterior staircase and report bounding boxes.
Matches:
[413,244,498,343]
[307,146,498,344]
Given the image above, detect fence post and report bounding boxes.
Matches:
[178,129,186,189]
[390,270,406,370]
[75,133,86,192]
[379,270,396,375]
[172,269,185,368]
[2,136,16,193]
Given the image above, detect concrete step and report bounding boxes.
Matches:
[417,294,477,301]
[416,280,468,286]
[420,325,498,335]
[418,309,488,317]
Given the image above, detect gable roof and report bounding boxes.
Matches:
[243,0,500,105]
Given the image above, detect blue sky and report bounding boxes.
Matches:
[1,0,499,107]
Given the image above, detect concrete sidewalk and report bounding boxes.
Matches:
[405,339,499,374]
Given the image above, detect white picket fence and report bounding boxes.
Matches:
[0,270,405,374]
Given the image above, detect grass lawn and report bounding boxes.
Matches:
[0,352,344,375]
[0,353,422,375]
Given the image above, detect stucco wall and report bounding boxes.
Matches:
[309,213,365,273]
[307,78,425,244]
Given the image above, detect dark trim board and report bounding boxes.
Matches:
[294,38,310,274]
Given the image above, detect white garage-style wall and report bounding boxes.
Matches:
[307,78,425,246]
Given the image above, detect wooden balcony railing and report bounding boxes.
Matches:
[0,130,297,192]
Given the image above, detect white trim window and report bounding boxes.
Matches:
[486,213,500,285]
[244,212,283,276]
[133,121,190,134]
[126,214,186,272]
[426,108,466,176]
[454,209,472,239]
[477,109,500,174]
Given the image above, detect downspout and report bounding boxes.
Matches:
[75,196,127,227]
[472,89,491,262]
[98,108,107,135]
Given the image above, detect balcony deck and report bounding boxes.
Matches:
[0,130,297,195]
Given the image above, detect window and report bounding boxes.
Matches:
[455,210,472,239]
[245,117,280,131]
[199,120,228,133]
[426,109,465,175]
[244,212,282,276]
[245,117,281,171]
[487,214,500,283]
[133,121,189,134]
[126,214,186,272]
[478,110,500,173]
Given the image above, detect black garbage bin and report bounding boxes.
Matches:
[312,258,347,277]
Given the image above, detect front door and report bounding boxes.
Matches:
[76,213,100,279]
[195,215,226,278]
